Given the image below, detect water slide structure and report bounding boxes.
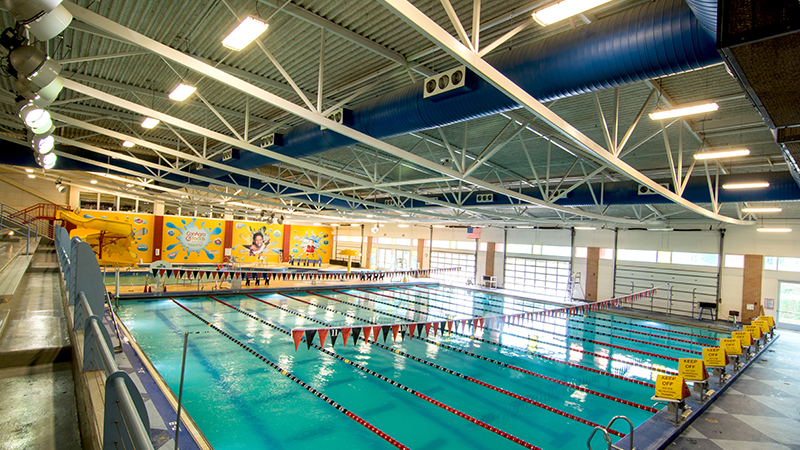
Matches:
[56,210,136,265]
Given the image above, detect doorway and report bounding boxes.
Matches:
[778,281,800,331]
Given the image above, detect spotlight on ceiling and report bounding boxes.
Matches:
[222,16,268,51]
[4,0,73,41]
[55,179,65,193]
[277,215,285,225]
[35,151,56,169]
[371,225,379,234]
[18,101,52,134]
[30,130,54,154]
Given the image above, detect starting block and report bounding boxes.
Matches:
[679,358,712,402]
[702,347,730,386]
[654,375,692,426]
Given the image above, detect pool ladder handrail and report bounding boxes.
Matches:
[587,415,634,450]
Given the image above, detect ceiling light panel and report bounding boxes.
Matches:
[222,17,269,51]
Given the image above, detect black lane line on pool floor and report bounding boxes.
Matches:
[276,291,659,410]
[332,289,681,371]
[394,287,714,348]
[215,296,545,450]
[228,295,623,440]
[169,299,411,450]
[423,285,722,343]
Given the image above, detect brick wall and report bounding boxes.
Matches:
[741,254,764,323]
[586,247,600,302]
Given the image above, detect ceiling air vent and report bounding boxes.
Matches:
[321,108,353,130]
[476,193,494,203]
[638,183,669,195]
[260,133,283,149]
[423,65,475,101]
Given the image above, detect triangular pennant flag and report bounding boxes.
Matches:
[382,325,391,343]
[424,322,432,338]
[432,321,440,336]
[392,325,400,341]
[179,269,185,278]
[372,326,382,343]
[292,330,304,351]
[172,269,179,278]
[152,268,158,277]
[416,323,424,337]
[447,321,453,333]
[318,329,329,347]
[304,330,317,350]
[409,323,416,340]
[479,317,484,328]
[159,269,166,277]
[473,318,479,329]
[351,327,361,345]
[341,328,351,347]
[330,329,339,347]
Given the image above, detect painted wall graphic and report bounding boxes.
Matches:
[162,217,225,263]
[289,225,332,263]
[231,221,283,263]
[62,210,154,264]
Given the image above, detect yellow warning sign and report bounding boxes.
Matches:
[758,315,775,328]
[679,358,708,381]
[753,319,770,335]
[702,347,728,367]
[732,331,752,347]
[655,374,691,400]
[720,338,742,356]
[743,324,762,340]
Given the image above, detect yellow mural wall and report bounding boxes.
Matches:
[75,210,155,264]
[162,216,226,264]
[230,221,283,264]
[288,225,332,263]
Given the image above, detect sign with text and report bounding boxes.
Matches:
[753,319,770,335]
[655,374,691,400]
[702,347,728,367]
[764,298,774,310]
[679,358,709,381]
[758,315,775,328]
[743,325,761,340]
[720,338,743,356]
[732,331,752,347]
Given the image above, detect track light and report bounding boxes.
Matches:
[30,130,55,154]
[4,0,73,41]
[18,101,53,134]
[55,179,65,193]
[277,215,285,225]
[35,151,56,169]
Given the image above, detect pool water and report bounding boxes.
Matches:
[116,285,726,450]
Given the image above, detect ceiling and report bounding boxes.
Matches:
[0,0,794,228]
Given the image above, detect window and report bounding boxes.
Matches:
[574,247,588,258]
[394,238,411,247]
[432,240,451,249]
[455,241,476,251]
[431,251,475,285]
[657,251,671,264]
[542,245,571,257]
[671,252,718,267]
[479,242,487,251]
[764,256,777,270]
[504,257,571,299]
[617,249,657,263]
[506,243,532,254]
[378,237,392,245]
[599,248,614,260]
[778,257,800,273]
[724,254,744,269]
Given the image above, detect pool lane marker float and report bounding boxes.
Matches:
[382,287,709,350]
[253,293,657,414]
[334,289,683,367]
[210,296,546,450]
[168,299,410,450]
[270,292,663,390]
[573,313,721,342]
[220,297,626,441]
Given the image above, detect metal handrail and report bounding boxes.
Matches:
[587,415,634,450]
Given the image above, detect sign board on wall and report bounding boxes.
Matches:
[231,221,283,263]
[764,298,774,310]
[162,217,225,263]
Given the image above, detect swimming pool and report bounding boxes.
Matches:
[115,285,726,450]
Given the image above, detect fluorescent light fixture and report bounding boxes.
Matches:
[25,168,33,173]
[574,226,596,230]
[313,223,322,226]
[742,207,782,213]
[122,141,136,148]
[647,227,673,232]
[532,0,613,26]
[433,225,447,228]
[366,214,374,218]
[222,16,269,51]
[398,224,410,228]
[28,174,35,178]
[141,117,160,129]
[90,179,97,184]
[649,102,718,120]
[330,223,340,227]
[168,83,197,101]
[722,182,769,190]
[757,227,792,233]
[693,149,750,160]
[350,224,360,227]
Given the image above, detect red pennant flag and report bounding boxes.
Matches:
[372,326,381,343]
[318,329,329,347]
[341,328,351,347]
[447,321,453,333]
[392,325,400,341]
[424,322,432,338]
[159,269,166,277]
[292,330,304,351]
[473,318,479,329]
[432,322,440,336]
[409,323,416,339]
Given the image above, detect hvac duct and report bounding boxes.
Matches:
[195,0,721,181]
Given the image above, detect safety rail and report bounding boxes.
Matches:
[9,202,69,223]
[587,415,634,450]
[55,225,154,450]
[0,202,54,244]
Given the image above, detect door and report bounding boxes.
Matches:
[778,281,800,331]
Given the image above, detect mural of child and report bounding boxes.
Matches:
[249,231,270,256]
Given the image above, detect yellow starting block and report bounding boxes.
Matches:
[679,358,713,401]
[702,347,730,386]
[653,375,693,426]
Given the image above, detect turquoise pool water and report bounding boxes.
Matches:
[116,285,727,450]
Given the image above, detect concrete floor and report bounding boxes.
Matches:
[0,242,82,450]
